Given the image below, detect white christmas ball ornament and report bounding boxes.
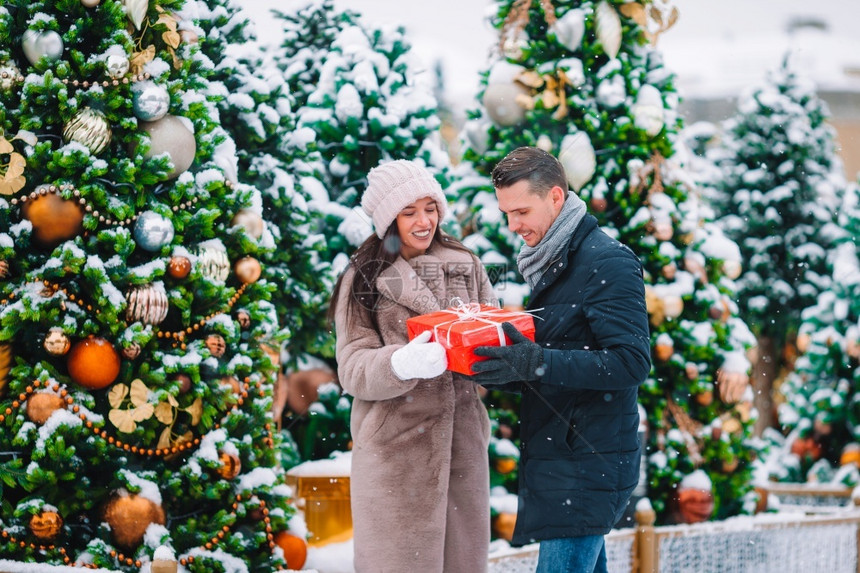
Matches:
[558,132,596,193]
[140,115,196,179]
[133,81,170,122]
[595,1,622,59]
[632,85,665,137]
[105,53,130,79]
[22,30,64,66]
[483,62,530,127]
[133,211,175,252]
[483,83,529,127]
[551,9,585,52]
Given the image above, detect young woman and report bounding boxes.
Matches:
[329,160,496,572]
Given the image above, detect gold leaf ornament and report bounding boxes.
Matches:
[619,1,679,46]
[129,45,155,77]
[0,132,34,195]
[108,379,155,433]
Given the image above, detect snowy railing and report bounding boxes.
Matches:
[488,503,860,573]
[759,480,856,510]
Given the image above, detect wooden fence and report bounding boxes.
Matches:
[489,485,860,573]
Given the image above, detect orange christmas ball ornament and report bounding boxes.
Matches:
[102,493,166,550]
[494,457,517,475]
[167,255,192,279]
[26,393,66,424]
[273,531,307,570]
[492,512,517,542]
[67,335,121,390]
[21,191,85,248]
[29,510,63,541]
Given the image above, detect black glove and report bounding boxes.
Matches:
[471,322,544,385]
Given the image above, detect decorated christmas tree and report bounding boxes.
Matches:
[765,182,860,485]
[274,0,453,271]
[455,0,757,524]
[193,0,334,367]
[0,1,304,570]
[710,56,844,434]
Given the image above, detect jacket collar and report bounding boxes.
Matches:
[376,241,476,316]
[528,214,598,305]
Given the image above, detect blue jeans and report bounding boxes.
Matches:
[535,535,608,573]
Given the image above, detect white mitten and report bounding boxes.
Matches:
[391,331,448,380]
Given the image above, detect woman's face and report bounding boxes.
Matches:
[396,196,439,260]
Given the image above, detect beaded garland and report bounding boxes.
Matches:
[0,377,284,569]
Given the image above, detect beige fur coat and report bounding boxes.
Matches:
[334,241,496,572]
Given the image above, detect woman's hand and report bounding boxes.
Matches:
[391,331,448,380]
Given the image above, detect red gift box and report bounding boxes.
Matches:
[406,303,536,375]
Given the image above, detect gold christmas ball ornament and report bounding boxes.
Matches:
[235,309,251,329]
[196,245,230,283]
[167,255,192,279]
[21,29,64,67]
[175,374,192,394]
[0,61,22,91]
[81,0,101,8]
[125,282,169,325]
[590,197,608,213]
[67,335,121,390]
[102,492,166,550]
[21,189,85,248]
[722,259,742,280]
[216,451,241,479]
[44,327,71,355]
[63,107,112,155]
[139,115,196,179]
[26,393,66,424]
[230,209,265,239]
[492,512,517,542]
[29,510,63,542]
[234,256,261,284]
[273,531,308,571]
[205,334,226,358]
[121,342,141,360]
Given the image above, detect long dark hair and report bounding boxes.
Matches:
[328,222,475,332]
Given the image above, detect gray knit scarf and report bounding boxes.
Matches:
[517,192,587,288]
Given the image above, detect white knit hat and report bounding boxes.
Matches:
[361,160,447,239]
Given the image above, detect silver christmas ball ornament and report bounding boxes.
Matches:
[22,29,64,66]
[139,115,196,179]
[125,283,169,325]
[105,53,130,80]
[63,108,112,155]
[133,211,175,251]
[132,81,170,122]
[0,62,22,91]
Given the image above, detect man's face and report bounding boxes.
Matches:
[495,180,565,247]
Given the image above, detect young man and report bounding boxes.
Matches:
[472,147,651,573]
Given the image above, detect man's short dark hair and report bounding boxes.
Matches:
[491,147,569,198]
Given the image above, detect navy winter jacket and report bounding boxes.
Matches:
[511,214,652,546]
